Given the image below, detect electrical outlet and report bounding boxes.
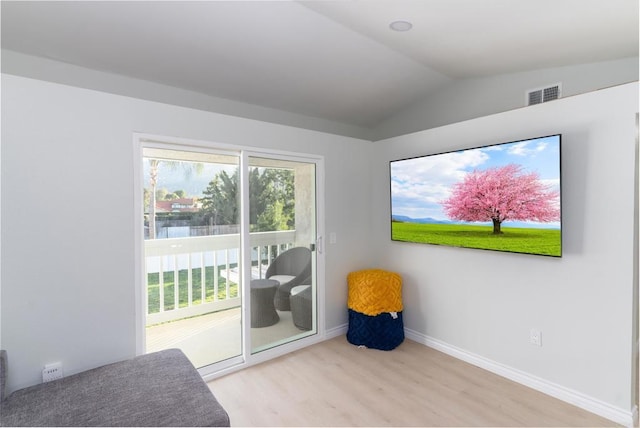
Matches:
[530,328,542,347]
[42,362,63,383]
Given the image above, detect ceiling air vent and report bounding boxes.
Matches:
[526,83,562,106]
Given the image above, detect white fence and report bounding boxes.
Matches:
[144,230,296,325]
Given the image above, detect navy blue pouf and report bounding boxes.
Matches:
[347,309,404,351]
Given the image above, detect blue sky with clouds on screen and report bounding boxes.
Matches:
[390,135,561,223]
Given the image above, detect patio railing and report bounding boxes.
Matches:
[144,230,296,325]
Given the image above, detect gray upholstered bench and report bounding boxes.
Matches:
[0,349,230,427]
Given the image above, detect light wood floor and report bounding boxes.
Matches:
[208,336,617,427]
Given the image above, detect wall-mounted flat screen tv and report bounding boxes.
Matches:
[390,134,561,257]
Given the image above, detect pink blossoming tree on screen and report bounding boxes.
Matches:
[442,164,560,234]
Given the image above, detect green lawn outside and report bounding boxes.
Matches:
[391,222,561,257]
[147,265,239,313]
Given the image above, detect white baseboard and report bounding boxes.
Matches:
[404,328,634,427]
[325,324,633,426]
[325,323,348,340]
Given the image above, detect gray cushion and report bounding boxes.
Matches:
[1,349,230,427]
[0,350,7,402]
[268,274,295,285]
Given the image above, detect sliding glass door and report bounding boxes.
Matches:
[247,156,317,354]
[141,147,243,369]
[138,138,321,372]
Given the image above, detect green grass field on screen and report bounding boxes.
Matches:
[391,222,561,257]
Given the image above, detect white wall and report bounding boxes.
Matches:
[1,49,373,141]
[373,57,639,140]
[2,69,638,422]
[371,83,639,418]
[0,74,373,392]
[4,51,637,143]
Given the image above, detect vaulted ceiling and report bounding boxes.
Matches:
[2,1,638,129]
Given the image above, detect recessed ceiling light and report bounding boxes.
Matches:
[389,20,413,32]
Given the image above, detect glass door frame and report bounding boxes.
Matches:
[133,133,326,380]
[241,150,324,361]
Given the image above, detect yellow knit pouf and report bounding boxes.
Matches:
[347,269,403,316]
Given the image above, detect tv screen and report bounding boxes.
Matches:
[390,134,562,257]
